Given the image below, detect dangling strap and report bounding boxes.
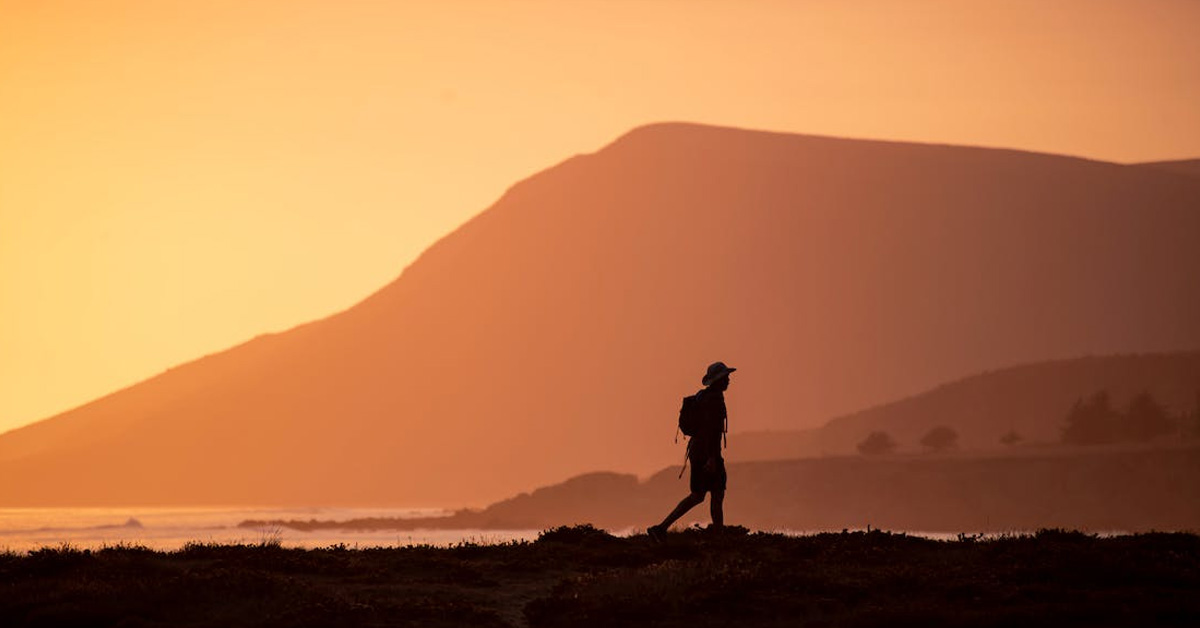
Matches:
[723,415,728,449]
[678,439,691,478]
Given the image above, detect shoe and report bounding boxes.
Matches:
[647,524,667,543]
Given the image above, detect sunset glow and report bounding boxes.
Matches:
[4,4,1200,623]
[3,0,1200,434]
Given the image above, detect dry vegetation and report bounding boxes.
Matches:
[2,526,1197,627]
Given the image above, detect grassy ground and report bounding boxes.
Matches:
[2,526,1197,627]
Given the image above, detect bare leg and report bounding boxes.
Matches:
[710,490,724,528]
[659,492,706,529]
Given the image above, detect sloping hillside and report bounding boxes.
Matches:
[2,123,1199,506]
[732,352,1200,460]
[1138,158,1200,179]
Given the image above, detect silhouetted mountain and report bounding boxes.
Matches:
[1137,158,1200,179]
[732,352,1200,460]
[2,123,1198,506]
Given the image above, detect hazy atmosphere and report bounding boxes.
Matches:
[3,0,1200,434]
[2,4,1199,625]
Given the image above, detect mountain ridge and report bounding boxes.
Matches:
[3,122,1198,506]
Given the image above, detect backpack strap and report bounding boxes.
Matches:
[678,439,691,478]
[676,388,706,478]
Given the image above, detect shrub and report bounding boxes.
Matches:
[536,524,613,544]
[1192,390,1200,439]
[1061,390,1119,444]
[857,431,897,456]
[999,430,1023,446]
[1062,390,1178,445]
[919,425,958,453]
[1120,391,1174,442]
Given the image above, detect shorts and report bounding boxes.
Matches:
[689,457,727,494]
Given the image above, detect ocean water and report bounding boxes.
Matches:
[0,508,1096,553]
[0,507,542,553]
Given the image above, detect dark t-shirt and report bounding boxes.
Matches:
[688,389,726,462]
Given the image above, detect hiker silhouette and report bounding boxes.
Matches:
[648,361,734,541]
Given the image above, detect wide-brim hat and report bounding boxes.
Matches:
[702,361,737,387]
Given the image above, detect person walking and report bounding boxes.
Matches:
[648,361,735,541]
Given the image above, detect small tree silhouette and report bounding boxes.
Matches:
[1192,390,1200,439]
[1120,391,1174,442]
[1062,390,1119,445]
[999,430,1023,446]
[919,425,958,453]
[857,431,897,456]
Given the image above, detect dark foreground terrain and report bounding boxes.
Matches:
[3,527,1197,628]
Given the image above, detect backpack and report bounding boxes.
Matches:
[677,391,704,437]
[674,390,728,478]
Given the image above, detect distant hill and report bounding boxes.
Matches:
[1137,158,1200,179]
[248,444,1200,533]
[732,352,1200,461]
[478,444,1200,532]
[2,123,1199,507]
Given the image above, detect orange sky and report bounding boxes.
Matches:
[2,0,1199,435]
